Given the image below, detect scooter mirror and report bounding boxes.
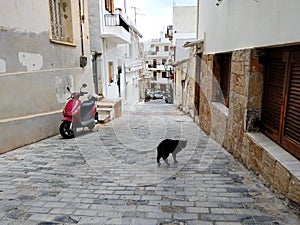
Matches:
[82,83,87,88]
[67,87,71,92]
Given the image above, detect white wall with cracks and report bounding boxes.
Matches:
[0,0,94,153]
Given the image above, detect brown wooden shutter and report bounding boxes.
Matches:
[194,53,202,115]
[261,50,286,142]
[282,51,300,159]
[105,0,109,11]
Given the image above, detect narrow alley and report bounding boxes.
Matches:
[0,101,299,225]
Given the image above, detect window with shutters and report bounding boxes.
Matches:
[261,47,300,160]
[213,53,231,107]
[194,53,202,116]
[105,0,114,13]
[153,71,157,81]
[49,0,74,45]
[153,59,157,68]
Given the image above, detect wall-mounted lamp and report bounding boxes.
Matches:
[80,56,87,68]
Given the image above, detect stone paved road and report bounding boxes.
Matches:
[0,100,299,225]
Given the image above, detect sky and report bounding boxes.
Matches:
[114,0,197,41]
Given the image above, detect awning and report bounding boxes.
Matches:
[183,39,204,48]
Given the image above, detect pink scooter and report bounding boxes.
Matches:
[59,84,98,138]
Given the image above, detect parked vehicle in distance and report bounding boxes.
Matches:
[164,92,173,104]
[148,91,155,99]
[153,91,163,99]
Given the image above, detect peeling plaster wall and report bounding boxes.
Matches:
[0,1,49,33]
[0,0,94,153]
[0,31,82,73]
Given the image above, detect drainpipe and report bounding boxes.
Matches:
[79,0,87,67]
[196,0,200,39]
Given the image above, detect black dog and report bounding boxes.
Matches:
[157,139,187,166]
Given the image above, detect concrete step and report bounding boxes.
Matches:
[97,114,111,123]
[95,98,122,124]
[97,107,113,115]
[96,101,114,109]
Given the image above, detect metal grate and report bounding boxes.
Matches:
[49,0,63,41]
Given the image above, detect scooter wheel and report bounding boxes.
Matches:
[60,121,75,139]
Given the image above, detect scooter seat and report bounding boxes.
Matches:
[81,101,94,110]
[80,101,95,119]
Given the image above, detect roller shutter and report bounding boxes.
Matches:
[282,51,300,158]
[262,47,300,160]
[261,50,286,142]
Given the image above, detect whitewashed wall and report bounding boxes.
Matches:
[198,0,300,54]
[173,6,197,34]
[0,0,94,153]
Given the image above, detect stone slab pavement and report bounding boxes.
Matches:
[0,100,299,225]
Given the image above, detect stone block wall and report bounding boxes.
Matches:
[227,50,250,161]
[199,54,213,134]
[197,48,300,204]
[245,134,300,204]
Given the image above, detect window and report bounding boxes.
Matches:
[49,0,74,44]
[108,61,114,83]
[162,59,166,65]
[213,53,232,107]
[153,71,157,81]
[164,46,169,52]
[261,47,300,160]
[153,59,157,68]
[155,46,159,52]
[162,71,167,78]
[105,0,114,13]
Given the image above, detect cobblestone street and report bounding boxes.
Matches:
[0,101,299,225]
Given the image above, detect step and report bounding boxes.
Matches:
[96,101,114,109]
[98,114,111,123]
[97,107,113,116]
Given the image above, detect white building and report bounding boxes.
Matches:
[0,0,94,153]
[144,33,173,92]
[172,6,197,62]
[88,0,143,109]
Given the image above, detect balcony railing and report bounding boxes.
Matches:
[104,14,129,32]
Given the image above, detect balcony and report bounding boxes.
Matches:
[102,14,130,44]
[147,51,169,58]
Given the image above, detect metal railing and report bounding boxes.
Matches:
[104,14,129,32]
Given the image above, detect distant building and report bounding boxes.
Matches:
[171,6,197,113]
[88,0,143,109]
[144,34,173,93]
[172,6,197,62]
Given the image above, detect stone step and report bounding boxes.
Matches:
[97,114,111,123]
[97,107,113,115]
[96,101,114,109]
